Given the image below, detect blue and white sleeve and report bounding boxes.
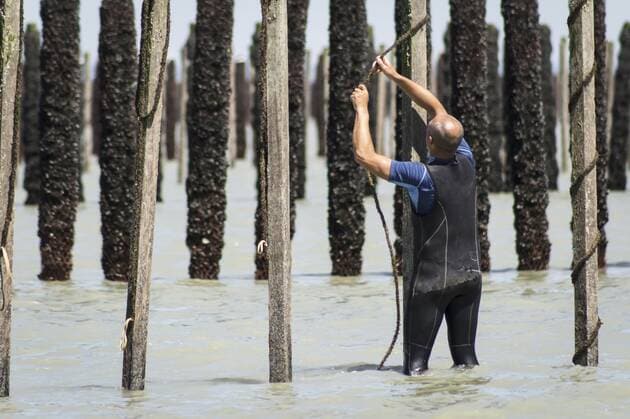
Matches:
[457,138,476,167]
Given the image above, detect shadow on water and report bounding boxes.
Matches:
[300,362,404,375]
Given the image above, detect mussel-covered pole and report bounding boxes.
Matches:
[0,0,23,397]
[260,0,292,383]
[436,26,451,112]
[449,0,490,271]
[235,61,248,159]
[289,0,309,203]
[251,23,269,279]
[186,0,233,279]
[502,0,550,270]
[327,0,368,275]
[165,60,178,160]
[568,0,599,367]
[559,37,570,173]
[486,24,504,192]
[38,0,82,281]
[311,50,328,157]
[608,24,630,190]
[121,0,170,391]
[594,0,609,268]
[22,22,41,205]
[98,0,138,282]
[541,24,559,190]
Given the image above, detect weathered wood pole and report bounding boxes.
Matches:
[397,0,431,348]
[593,0,609,268]
[165,60,178,160]
[288,0,308,203]
[487,24,504,192]
[608,24,630,190]
[0,0,23,397]
[234,61,249,159]
[568,0,599,367]
[260,0,292,383]
[91,61,103,157]
[387,57,397,159]
[81,52,92,172]
[502,0,550,270]
[449,0,490,272]
[541,24,559,190]
[605,41,614,145]
[177,46,188,184]
[228,61,237,166]
[98,0,138,282]
[22,22,41,205]
[311,50,328,157]
[559,37,570,174]
[375,67,387,154]
[38,0,82,281]
[327,0,369,275]
[121,0,170,391]
[186,0,233,279]
[436,26,451,112]
[319,50,330,157]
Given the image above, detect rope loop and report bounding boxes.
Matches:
[256,240,268,255]
[120,318,134,351]
[572,317,602,364]
[0,247,12,311]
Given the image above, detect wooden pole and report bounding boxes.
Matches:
[261,0,292,383]
[568,0,599,367]
[388,55,397,159]
[605,41,614,147]
[177,46,187,184]
[321,50,329,157]
[559,36,570,173]
[375,45,387,154]
[228,61,237,166]
[235,61,248,159]
[402,0,429,313]
[303,49,311,148]
[82,52,92,171]
[122,0,170,391]
[0,0,22,397]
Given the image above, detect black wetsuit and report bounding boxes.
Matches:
[390,145,481,375]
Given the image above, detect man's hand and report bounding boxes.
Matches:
[351,84,369,112]
[373,56,398,80]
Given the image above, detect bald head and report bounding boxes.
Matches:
[427,114,464,155]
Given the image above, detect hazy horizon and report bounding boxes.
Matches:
[23,0,628,77]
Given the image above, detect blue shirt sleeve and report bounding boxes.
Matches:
[388,161,435,215]
[456,138,475,167]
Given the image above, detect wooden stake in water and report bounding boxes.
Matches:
[261,0,292,383]
[401,0,429,314]
[559,36,570,174]
[177,45,188,184]
[568,0,599,367]
[122,0,170,391]
[0,0,22,397]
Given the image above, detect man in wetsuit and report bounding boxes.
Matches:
[351,56,481,375]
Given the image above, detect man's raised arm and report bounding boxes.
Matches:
[351,85,392,180]
[374,56,446,120]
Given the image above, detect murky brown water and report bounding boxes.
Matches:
[2,128,630,417]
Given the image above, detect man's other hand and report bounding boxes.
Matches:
[373,56,398,80]
[351,84,369,112]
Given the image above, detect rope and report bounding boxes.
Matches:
[358,14,429,370]
[362,15,429,86]
[568,0,601,364]
[0,248,11,311]
[257,240,267,255]
[367,173,402,371]
[119,318,133,350]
